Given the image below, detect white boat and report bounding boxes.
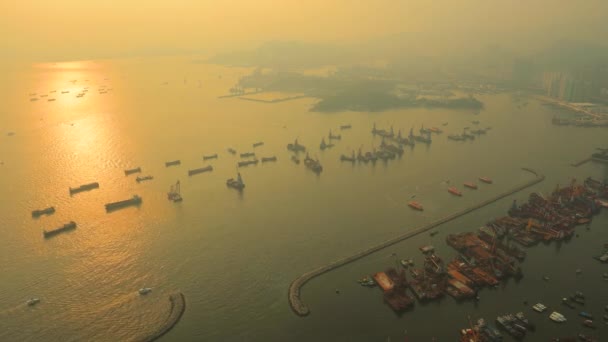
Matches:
[26,298,40,306]
[138,288,152,295]
[532,303,547,312]
[549,311,566,323]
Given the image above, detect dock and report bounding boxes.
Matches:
[288,168,545,316]
[137,292,186,342]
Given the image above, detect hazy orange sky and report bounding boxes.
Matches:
[1,0,607,62]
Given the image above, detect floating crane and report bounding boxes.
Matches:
[167,180,182,202]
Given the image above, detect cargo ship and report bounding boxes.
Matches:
[69,182,100,195]
[287,138,306,152]
[464,182,478,189]
[43,221,76,238]
[408,201,424,211]
[136,175,153,183]
[32,207,55,218]
[252,142,264,148]
[304,153,322,173]
[479,177,493,184]
[124,167,142,176]
[240,152,255,158]
[203,154,218,160]
[165,160,181,167]
[340,124,351,130]
[105,195,142,211]
[261,156,277,162]
[188,165,213,175]
[227,148,237,155]
[238,159,259,167]
[226,173,245,190]
[448,187,463,196]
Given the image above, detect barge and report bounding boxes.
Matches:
[165,160,181,167]
[124,167,142,176]
[32,207,55,218]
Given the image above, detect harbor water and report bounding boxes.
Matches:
[0,56,606,341]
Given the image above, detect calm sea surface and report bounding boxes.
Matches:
[0,57,606,341]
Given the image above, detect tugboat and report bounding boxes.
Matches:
[479,177,493,184]
[408,201,424,211]
[167,180,182,202]
[32,207,56,218]
[464,182,478,189]
[429,127,443,133]
[304,153,322,173]
[26,298,41,306]
[226,173,245,190]
[448,187,463,196]
[287,138,306,152]
[138,288,152,295]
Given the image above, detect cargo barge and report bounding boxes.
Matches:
[203,154,218,160]
[105,195,142,211]
[188,165,213,176]
[252,142,264,148]
[43,221,76,238]
[136,175,154,183]
[32,207,55,218]
[69,182,100,195]
[238,159,259,167]
[124,167,142,176]
[165,160,181,167]
[261,156,277,163]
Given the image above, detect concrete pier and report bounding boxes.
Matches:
[138,292,186,342]
[288,168,544,316]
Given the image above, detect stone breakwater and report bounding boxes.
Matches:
[288,168,544,316]
[137,292,186,342]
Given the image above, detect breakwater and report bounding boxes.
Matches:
[288,168,544,316]
[138,292,186,342]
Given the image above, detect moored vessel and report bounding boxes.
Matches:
[32,206,55,218]
[261,156,277,162]
[136,175,153,183]
[124,167,142,176]
[43,221,77,238]
[165,160,181,167]
[188,165,213,175]
[227,173,245,190]
[479,176,493,184]
[408,201,424,211]
[105,195,142,211]
[69,182,100,195]
[464,182,478,189]
[203,154,218,160]
[448,187,463,196]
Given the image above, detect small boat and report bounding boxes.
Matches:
[252,142,264,148]
[165,160,181,167]
[240,152,255,158]
[124,167,142,176]
[340,124,352,130]
[463,182,478,189]
[291,155,300,164]
[448,187,463,196]
[261,156,277,162]
[227,148,237,155]
[328,129,341,140]
[43,221,77,238]
[400,259,409,268]
[136,175,153,183]
[578,333,595,342]
[61,91,69,94]
[580,312,593,319]
[549,311,567,323]
[287,138,306,152]
[238,159,259,167]
[32,206,56,218]
[69,182,100,195]
[532,303,547,312]
[442,122,448,126]
[48,98,56,102]
[203,154,218,160]
[419,245,435,253]
[429,127,443,133]
[226,173,245,190]
[26,298,40,306]
[472,120,480,125]
[430,231,439,237]
[408,201,423,211]
[138,288,152,295]
[479,177,493,184]
[582,319,595,329]
[30,98,38,101]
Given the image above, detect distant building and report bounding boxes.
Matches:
[542,71,597,102]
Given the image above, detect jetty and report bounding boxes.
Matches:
[137,292,186,342]
[288,168,545,316]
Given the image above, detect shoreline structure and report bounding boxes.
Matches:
[288,168,545,316]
